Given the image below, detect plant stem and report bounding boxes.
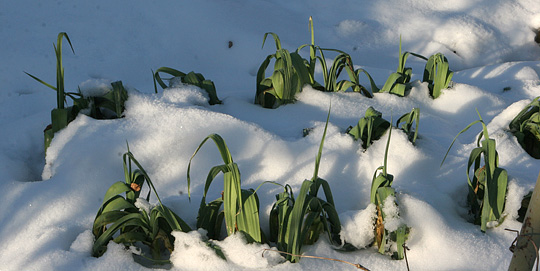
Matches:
[262,249,370,270]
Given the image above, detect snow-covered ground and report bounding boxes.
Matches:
[1,1,540,270]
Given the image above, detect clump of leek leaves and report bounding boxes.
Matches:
[255,32,311,108]
[396,108,420,145]
[92,145,191,264]
[348,107,421,149]
[256,17,376,108]
[269,106,343,263]
[370,124,409,260]
[508,96,540,158]
[377,37,427,97]
[423,53,453,99]
[26,32,128,153]
[297,17,376,97]
[25,32,79,152]
[153,67,221,105]
[442,110,508,232]
[187,134,264,243]
[347,107,391,149]
[376,37,453,98]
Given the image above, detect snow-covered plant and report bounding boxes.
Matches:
[92,146,191,262]
[153,66,221,105]
[187,134,264,243]
[26,32,129,152]
[370,125,409,260]
[509,96,540,158]
[83,80,128,119]
[269,108,342,263]
[378,37,427,96]
[255,32,311,108]
[347,107,391,149]
[442,110,508,232]
[396,107,420,144]
[25,32,80,152]
[423,53,453,98]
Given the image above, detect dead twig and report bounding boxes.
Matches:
[403,243,411,271]
[262,248,370,271]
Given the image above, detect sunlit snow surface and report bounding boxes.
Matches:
[1,0,540,270]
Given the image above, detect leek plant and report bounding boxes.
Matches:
[315,51,376,97]
[509,96,540,158]
[297,17,375,97]
[187,134,264,243]
[25,32,79,152]
[442,110,508,232]
[85,81,128,119]
[423,53,453,98]
[378,38,452,98]
[396,108,420,144]
[153,67,221,105]
[268,108,342,263]
[378,37,427,96]
[256,17,376,108]
[347,107,390,149]
[255,32,311,108]
[26,32,129,152]
[92,146,191,262]
[370,125,409,260]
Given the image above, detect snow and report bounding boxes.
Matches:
[340,204,377,249]
[1,0,540,270]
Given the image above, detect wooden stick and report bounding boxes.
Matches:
[508,171,540,271]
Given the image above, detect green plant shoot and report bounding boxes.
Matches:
[370,123,409,260]
[442,109,508,232]
[255,32,311,108]
[296,18,375,97]
[378,37,427,96]
[396,108,420,144]
[187,134,263,243]
[269,106,342,263]
[423,53,453,98]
